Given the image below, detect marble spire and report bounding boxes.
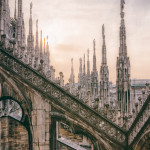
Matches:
[71,58,74,83]
[34,19,40,69]
[78,58,82,86]
[14,0,17,20]
[69,58,75,94]
[93,39,97,72]
[35,19,39,58]
[102,24,107,65]
[116,0,131,121]
[100,24,109,108]
[17,0,26,49]
[18,0,22,18]
[119,0,127,56]
[87,49,91,94]
[40,30,43,60]
[27,2,34,65]
[87,49,90,76]
[91,39,98,100]
[29,3,33,36]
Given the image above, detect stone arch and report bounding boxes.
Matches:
[0,96,24,121]
[134,126,150,150]
[0,70,33,149]
[50,112,113,150]
[0,116,29,150]
[0,71,32,118]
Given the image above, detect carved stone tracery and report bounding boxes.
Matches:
[0,49,127,147]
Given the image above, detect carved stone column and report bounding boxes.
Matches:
[31,92,51,150]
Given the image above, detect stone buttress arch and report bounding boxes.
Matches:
[134,125,150,150]
[50,112,116,150]
[0,69,33,149]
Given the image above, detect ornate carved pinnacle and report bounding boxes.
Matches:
[121,0,125,12]
[14,0,17,19]
[30,2,33,15]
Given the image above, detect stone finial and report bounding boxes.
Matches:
[121,0,125,13]
[93,39,97,71]
[30,2,33,15]
[14,0,17,19]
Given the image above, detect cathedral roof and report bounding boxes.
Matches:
[131,79,150,87]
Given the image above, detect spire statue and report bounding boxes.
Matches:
[34,19,39,69]
[87,49,90,76]
[14,0,17,19]
[30,2,33,16]
[27,2,34,66]
[102,24,106,65]
[116,0,131,123]
[121,0,125,12]
[69,58,75,94]
[91,39,98,101]
[29,2,33,35]
[100,24,109,109]
[45,35,51,79]
[93,39,97,71]
[35,19,39,56]
[17,0,26,51]
[18,0,22,18]
[87,49,91,94]
[40,30,43,60]
[78,58,82,87]
[46,35,50,68]
[82,53,87,90]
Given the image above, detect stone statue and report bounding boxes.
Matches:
[121,0,125,12]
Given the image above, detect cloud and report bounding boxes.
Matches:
[9,0,150,83]
[54,43,80,53]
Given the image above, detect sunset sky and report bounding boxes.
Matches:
[9,0,150,83]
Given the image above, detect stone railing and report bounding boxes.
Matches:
[0,48,127,148]
[127,87,150,129]
[128,95,150,146]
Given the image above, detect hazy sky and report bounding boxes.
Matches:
[9,0,150,83]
